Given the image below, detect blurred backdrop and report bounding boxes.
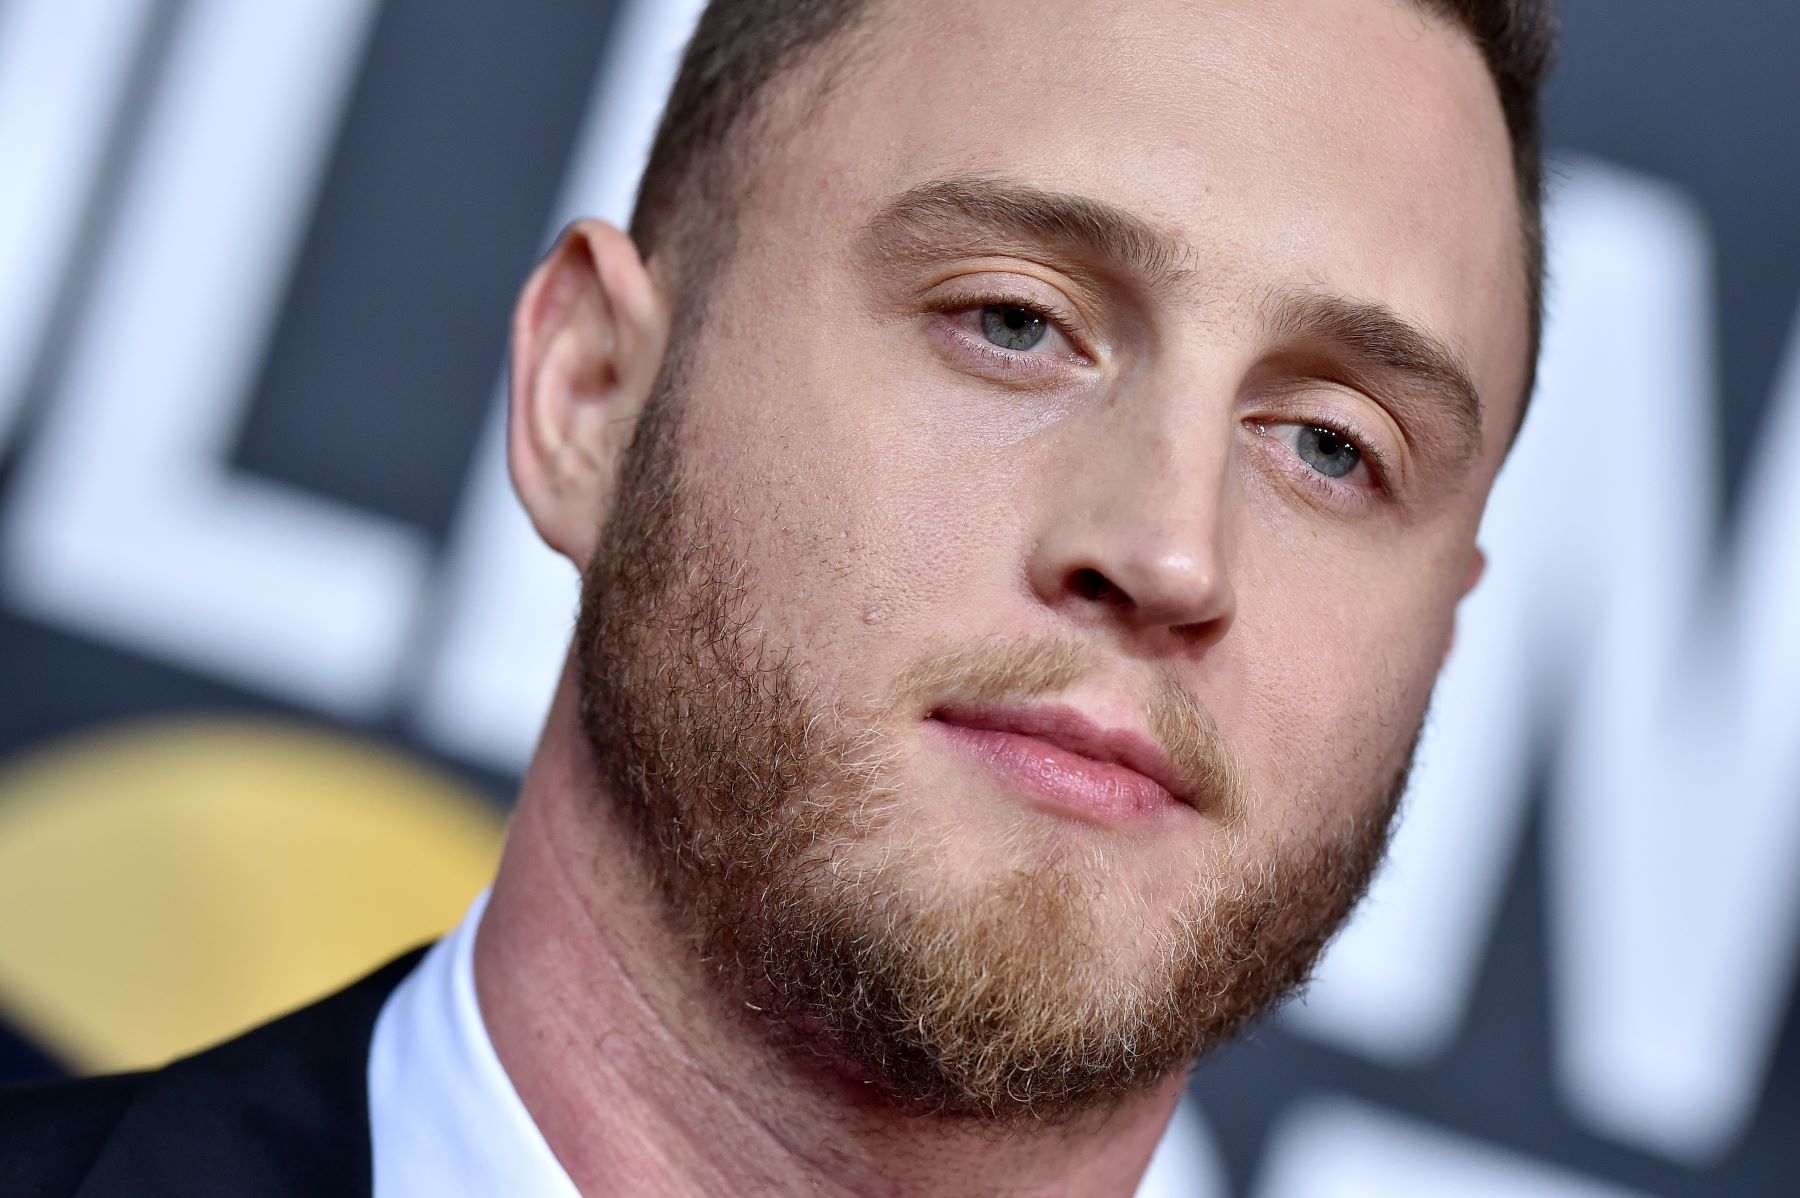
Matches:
[0,2,1795,1195]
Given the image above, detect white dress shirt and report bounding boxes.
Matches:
[365,892,1217,1197]
[367,890,580,1198]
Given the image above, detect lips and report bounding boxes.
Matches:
[927,702,1196,819]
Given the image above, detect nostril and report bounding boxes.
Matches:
[1070,567,1116,603]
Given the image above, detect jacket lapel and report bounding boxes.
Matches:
[74,948,428,1198]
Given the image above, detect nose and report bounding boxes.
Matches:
[1026,415,1236,647]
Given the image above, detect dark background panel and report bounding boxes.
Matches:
[0,1024,60,1089]
[1545,0,1800,511]
[234,0,623,540]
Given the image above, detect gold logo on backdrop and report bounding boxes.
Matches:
[0,719,504,1073]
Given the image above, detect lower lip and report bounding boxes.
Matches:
[926,718,1183,823]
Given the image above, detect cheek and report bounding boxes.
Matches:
[672,319,1030,698]
[1219,535,1457,834]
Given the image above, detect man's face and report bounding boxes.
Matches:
[575,0,1527,1117]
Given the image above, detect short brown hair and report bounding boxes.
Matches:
[630,0,1558,406]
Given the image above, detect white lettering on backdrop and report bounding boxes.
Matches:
[0,0,422,717]
[0,0,153,448]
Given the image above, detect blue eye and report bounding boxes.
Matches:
[979,304,1049,351]
[1294,425,1361,478]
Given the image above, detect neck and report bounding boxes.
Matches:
[473,666,1183,1197]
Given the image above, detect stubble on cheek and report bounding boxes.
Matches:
[570,376,1420,1120]
[573,385,899,911]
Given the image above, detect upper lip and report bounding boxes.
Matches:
[929,702,1196,809]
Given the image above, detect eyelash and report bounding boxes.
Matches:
[1250,412,1395,505]
[926,291,1092,379]
[921,289,1398,505]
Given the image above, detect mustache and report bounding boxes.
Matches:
[891,638,1251,826]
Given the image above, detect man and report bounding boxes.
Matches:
[0,0,1556,1193]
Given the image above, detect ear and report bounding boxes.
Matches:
[508,219,667,565]
[1442,545,1487,666]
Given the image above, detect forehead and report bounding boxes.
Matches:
[737,0,1530,439]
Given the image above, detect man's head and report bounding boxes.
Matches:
[507,0,1555,1122]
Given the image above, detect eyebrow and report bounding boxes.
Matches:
[857,175,1198,296]
[1263,290,1485,462]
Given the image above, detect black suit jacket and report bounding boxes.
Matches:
[0,949,426,1198]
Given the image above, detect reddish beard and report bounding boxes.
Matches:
[573,385,1409,1121]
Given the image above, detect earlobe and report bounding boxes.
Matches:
[507,219,667,565]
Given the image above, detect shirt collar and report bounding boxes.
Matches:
[367,889,581,1198]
